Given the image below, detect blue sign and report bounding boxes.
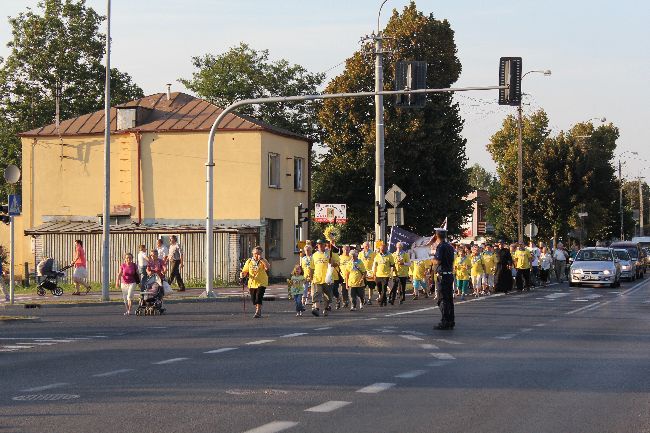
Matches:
[388,226,420,253]
[8,195,21,216]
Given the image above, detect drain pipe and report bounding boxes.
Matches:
[135,132,143,224]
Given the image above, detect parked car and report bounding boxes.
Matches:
[613,249,636,281]
[570,247,621,288]
[609,241,646,279]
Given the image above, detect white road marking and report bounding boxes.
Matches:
[2,345,34,349]
[242,421,299,433]
[572,299,590,302]
[395,369,427,379]
[246,340,275,345]
[434,339,463,345]
[545,293,571,299]
[495,334,517,340]
[427,360,452,367]
[22,383,68,392]
[152,357,188,365]
[584,294,602,300]
[364,317,378,321]
[520,328,533,332]
[88,335,108,338]
[399,335,424,341]
[384,306,436,317]
[430,353,456,360]
[34,339,73,343]
[92,369,133,378]
[313,327,332,331]
[304,400,351,413]
[280,333,308,338]
[566,302,602,315]
[534,323,546,327]
[402,330,426,336]
[204,347,238,354]
[419,343,439,350]
[356,382,396,393]
[374,329,396,333]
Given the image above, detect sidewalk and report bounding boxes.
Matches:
[0,284,289,308]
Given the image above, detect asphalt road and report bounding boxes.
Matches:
[1,277,649,433]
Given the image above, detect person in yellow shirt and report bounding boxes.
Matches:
[390,242,411,305]
[470,245,485,297]
[513,243,532,291]
[338,245,353,309]
[481,244,497,294]
[309,239,333,316]
[359,241,377,305]
[454,246,470,300]
[372,243,396,307]
[240,246,271,318]
[346,250,367,311]
[300,245,313,307]
[410,257,431,299]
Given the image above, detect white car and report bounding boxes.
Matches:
[613,249,636,281]
[570,247,621,288]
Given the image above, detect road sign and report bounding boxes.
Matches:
[388,207,404,226]
[8,195,21,216]
[524,222,538,238]
[385,184,406,208]
[578,212,588,218]
[314,203,347,223]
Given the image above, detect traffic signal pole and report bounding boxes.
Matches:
[374,34,386,244]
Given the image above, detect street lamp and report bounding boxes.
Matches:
[517,69,551,243]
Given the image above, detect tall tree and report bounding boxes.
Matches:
[179,43,325,142]
[315,2,471,240]
[0,0,144,194]
[468,163,495,191]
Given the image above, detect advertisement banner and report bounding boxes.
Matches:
[314,203,347,223]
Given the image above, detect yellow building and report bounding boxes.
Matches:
[4,92,311,282]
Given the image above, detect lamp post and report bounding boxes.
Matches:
[517,69,551,243]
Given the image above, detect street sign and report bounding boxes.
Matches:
[578,212,588,218]
[8,195,21,216]
[388,207,404,226]
[385,184,406,208]
[524,222,538,238]
[314,203,347,223]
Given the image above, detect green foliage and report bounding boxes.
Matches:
[179,43,325,142]
[468,163,496,191]
[0,0,144,195]
[314,2,472,241]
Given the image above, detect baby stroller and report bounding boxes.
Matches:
[36,258,73,297]
[135,274,166,316]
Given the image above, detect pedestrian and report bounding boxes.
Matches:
[116,253,138,315]
[372,242,395,307]
[410,257,431,299]
[70,239,92,295]
[0,259,8,301]
[146,250,166,281]
[494,240,514,294]
[539,246,552,286]
[240,246,271,318]
[300,245,313,306]
[469,245,485,297]
[167,235,186,291]
[137,244,148,291]
[347,249,366,310]
[553,243,568,283]
[454,246,470,300]
[309,239,332,316]
[390,242,410,305]
[156,238,169,266]
[432,227,456,330]
[528,240,541,286]
[338,245,353,308]
[329,242,343,310]
[514,243,532,291]
[481,244,496,294]
[359,241,377,305]
[288,265,306,316]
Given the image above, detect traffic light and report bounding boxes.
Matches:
[0,205,9,225]
[395,61,427,108]
[376,201,387,225]
[499,57,522,106]
[294,203,310,227]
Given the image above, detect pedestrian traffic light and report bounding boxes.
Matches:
[0,205,9,225]
[294,203,310,227]
[499,57,522,106]
[395,61,427,108]
[376,201,387,225]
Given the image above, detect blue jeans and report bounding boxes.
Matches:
[293,294,304,312]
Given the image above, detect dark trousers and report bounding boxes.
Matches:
[516,268,531,291]
[375,277,390,306]
[438,274,455,326]
[390,276,408,303]
[340,282,349,304]
[350,286,365,308]
[169,259,185,289]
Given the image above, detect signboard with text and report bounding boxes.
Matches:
[314,203,347,224]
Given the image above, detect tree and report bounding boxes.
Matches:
[468,163,495,191]
[0,0,144,195]
[179,43,325,142]
[314,2,471,241]
[622,179,650,237]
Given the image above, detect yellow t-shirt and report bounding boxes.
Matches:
[470,254,485,277]
[454,255,470,281]
[301,255,313,281]
[411,259,431,281]
[392,252,410,277]
[339,253,353,279]
[360,250,376,281]
[482,252,496,274]
[373,253,395,278]
[514,249,531,269]
[346,259,366,288]
[311,250,331,284]
[331,252,341,280]
[242,258,269,288]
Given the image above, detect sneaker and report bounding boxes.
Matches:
[359,302,364,310]
[253,313,261,318]
[312,308,320,317]
[296,312,300,317]
[323,309,329,317]
[350,307,357,311]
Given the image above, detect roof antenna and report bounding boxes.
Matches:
[166,83,172,101]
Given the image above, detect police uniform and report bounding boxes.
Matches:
[433,231,455,329]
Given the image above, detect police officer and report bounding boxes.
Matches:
[431,227,455,330]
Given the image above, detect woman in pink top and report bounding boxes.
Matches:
[116,253,138,315]
[71,239,91,295]
[146,250,166,281]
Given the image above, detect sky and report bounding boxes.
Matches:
[1,0,648,178]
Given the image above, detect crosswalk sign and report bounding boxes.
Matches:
[8,195,21,216]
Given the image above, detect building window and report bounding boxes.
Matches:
[266,219,282,259]
[294,157,304,190]
[268,153,280,188]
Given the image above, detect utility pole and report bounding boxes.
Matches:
[374,32,386,244]
[640,174,645,237]
[619,160,624,240]
[517,102,524,243]
[101,0,111,301]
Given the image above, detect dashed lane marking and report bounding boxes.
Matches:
[92,369,133,378]
[204,348,238,354]
[430,353,456,360]
[399,335,424,341]
[242,421,299,433]
[495,334,517,340]
[395,370,427,379]
[246,340,275,345]
[566,302,602,315]
[434,339,463,345]
[305,401,352,413]
[313,327,332,331]
[280,333,308,338]
[152,357,189,365]
[402,330,426,336]
[427,360,452,367]
[21,383,68,392]
[419,343,439,350]
[356,383,396,394]
[534,323,546,327]
[520,328,533,332]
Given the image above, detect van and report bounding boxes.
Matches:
[610,241,646,279]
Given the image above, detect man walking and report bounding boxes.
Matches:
[553,243,568,283]
[167,235,185,291]
[494,240,513,294]
[431,227,455,330]
[310,239,332,316]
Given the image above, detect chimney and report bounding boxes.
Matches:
[166,83,172,100]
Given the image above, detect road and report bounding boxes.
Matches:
[1,278,649,433]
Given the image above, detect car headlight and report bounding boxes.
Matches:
[572,269,583,274]
[603,269,611,275]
